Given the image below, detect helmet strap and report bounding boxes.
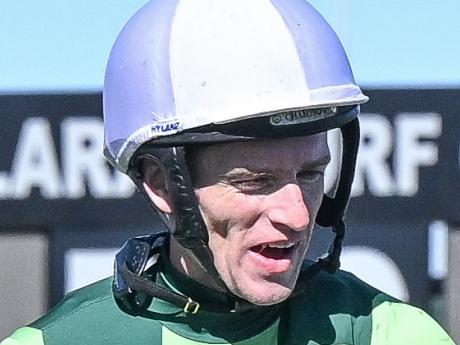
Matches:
[129,147,230,294]
[315,118,360,272]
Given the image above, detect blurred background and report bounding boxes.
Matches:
[1,0,459,341]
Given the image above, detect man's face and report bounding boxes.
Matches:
[188,134,330,305]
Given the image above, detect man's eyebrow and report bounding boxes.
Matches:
[219,168,274,180]
[219,156,331,180]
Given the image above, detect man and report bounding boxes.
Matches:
[2,0,455,344]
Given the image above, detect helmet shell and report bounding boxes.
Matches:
[103,0,368,172]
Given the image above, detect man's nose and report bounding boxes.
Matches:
[264,183,310,231]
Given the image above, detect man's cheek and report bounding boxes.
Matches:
[230,201,261,227]
[302,186,324,214]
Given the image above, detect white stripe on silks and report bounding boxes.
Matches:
[169,0,310,128]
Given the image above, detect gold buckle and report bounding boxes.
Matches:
[183,298,200,314]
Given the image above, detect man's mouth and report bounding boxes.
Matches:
[250,242,296,259]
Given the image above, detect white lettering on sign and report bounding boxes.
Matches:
[353,114,395,197]
[352,112,441,197]
[325,112,442,197]
[0,117,135,200]
[62,117,112,198]
[0,113,442,200]
[11,118,62,199]
[394,113,441,196]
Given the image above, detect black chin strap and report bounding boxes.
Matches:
[314,118,360,273]
[113,233,263,315]
[129,147,231,295]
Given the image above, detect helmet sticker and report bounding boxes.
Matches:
[270,107,337,126]
[151,119,183,135]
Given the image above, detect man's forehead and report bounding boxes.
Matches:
[202,134,327,155]
[189,134,329,174]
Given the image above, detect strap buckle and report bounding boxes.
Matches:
[183,298,200,314]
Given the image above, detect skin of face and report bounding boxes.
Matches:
[184,134,330,305]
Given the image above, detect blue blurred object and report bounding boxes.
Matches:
[0,0,459,92]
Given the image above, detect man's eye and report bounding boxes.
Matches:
[296,170,323,183]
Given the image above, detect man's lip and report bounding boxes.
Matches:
[246,245,297,274]
[245,241,303,274]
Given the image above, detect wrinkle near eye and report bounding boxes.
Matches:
[218,169,275,193]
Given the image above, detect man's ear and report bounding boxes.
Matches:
[141,159,172,214]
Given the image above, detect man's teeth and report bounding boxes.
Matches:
[268,242,295,249]
[257,242,296,250]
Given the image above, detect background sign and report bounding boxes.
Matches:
[1,90,459,308]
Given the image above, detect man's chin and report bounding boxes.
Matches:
[235,282,294,306]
